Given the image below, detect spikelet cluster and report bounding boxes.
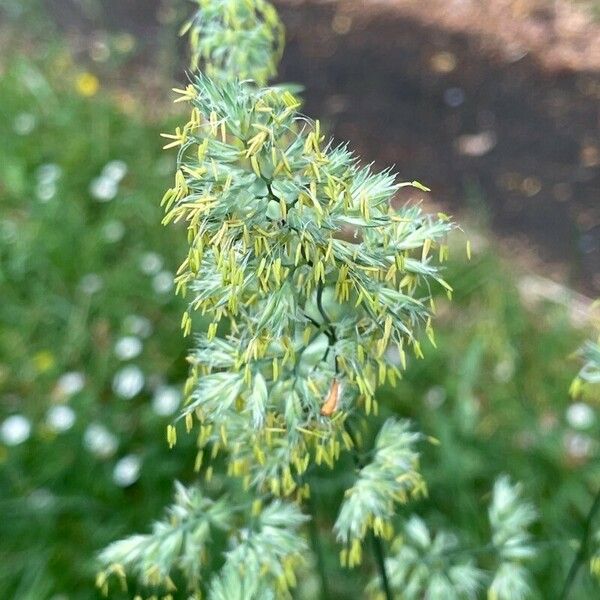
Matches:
[366,476,536,600]
[98,483,308,597]
[162,70,454,499]
[182,0,284,84]
[334,419,426,566]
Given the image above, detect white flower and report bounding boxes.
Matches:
[112,365,145,399]
[152,271,174,294]
[36,181,56,202]
[139,252,163,275]
[28,488,55,511]
[424,385,446,408]
[1,415,31,446]
[36,163,62,183]
[152,385,181,416]
[113,454,142,487]
[13,112,36,135]
[102,220,125,243]
[566,402,595,430]
[494,359,515,383]
[84,423,118,458]
[114,336,143,361]
[79,273,103,295]
[102,160,128,182]
[89,176,118,202]
[46,405,76,433]
[123,314,153,338]
[57,371,85,396]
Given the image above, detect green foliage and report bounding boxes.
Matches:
[0,50,192,598]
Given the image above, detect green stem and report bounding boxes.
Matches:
[315,281,339,373]
[560,487,600,600]
[372,534,393,600]
[315,280,392,598]
[344,419,393,600]
[306,491,332,600]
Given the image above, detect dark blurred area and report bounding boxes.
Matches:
[42,0,600,292]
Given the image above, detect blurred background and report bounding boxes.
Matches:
[0,0,599,598]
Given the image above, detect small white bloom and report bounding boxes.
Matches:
[79,273,103,295]
[36,181,57,203]
[424,385,446,409]
[57,371,85,396]
[152,271,174,294]
[139,252,163,275]
[89,176,118,202]
[494,359,515,383]
[28,488,55,511]
[84,423,118,458]
[566,402,595,430]
[112,365,145,399]
[102,160,128,182]
[102,220,125,243]
[36,163,62,183]
[1,414,31,446]
[113,454,142,487]
[114,336,143,361]
[123,314,153,338]
[152,386,181,416]
[46,405,76,433]
[13,112,36,135]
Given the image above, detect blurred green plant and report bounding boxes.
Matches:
[564,317,600,597]
[0,44,196,598]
